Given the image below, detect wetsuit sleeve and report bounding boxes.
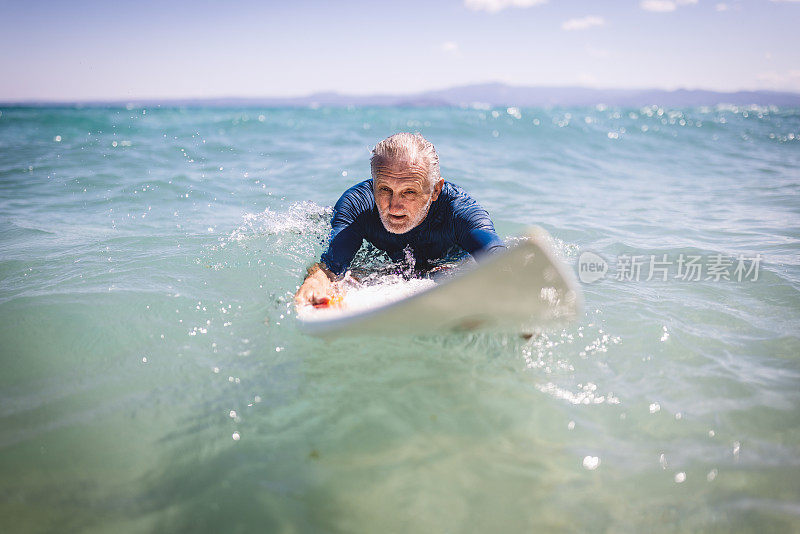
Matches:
[452,198,506,260]
[319,186,370,276]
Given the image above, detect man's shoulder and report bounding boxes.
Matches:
[340,179,373,198]
[346,178,374,193]
[438,181,481,211]
[335,179,374,213]
[435,180,496,232]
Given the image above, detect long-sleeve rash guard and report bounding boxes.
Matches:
[319,179,506,276]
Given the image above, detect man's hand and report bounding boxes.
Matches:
[294,264,334,307]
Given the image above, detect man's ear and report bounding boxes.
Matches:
[431,178,444,202]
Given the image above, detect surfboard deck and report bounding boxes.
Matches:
[296,227,582,338]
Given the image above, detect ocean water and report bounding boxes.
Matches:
[0,104,798,533]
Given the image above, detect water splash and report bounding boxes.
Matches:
[225,201,332,245]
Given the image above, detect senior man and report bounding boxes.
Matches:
[295,132,505,307]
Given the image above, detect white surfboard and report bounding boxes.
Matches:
[296,227,582,338]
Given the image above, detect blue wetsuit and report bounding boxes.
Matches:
[320,179,505,276]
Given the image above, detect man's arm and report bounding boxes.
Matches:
[294,181,371,307]
[461,226,506,259]
[452,193,506,260]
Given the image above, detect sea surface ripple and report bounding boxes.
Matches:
[0,104,798,532]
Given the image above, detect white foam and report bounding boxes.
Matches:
[226,201,331,244]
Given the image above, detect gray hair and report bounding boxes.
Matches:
[370,133,441,188]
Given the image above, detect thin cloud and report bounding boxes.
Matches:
[715,3,729,11]
[562,15,605,31]
[640,0,697,12]
[464,0,547,13]
[441,41,459,53]
[640,1,677,12]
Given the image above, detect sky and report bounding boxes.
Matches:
[1,0,799,101]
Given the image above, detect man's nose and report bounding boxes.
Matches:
[388,194,403,213]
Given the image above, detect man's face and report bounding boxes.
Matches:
[373,158,443,234]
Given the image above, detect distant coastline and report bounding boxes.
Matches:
[3,82,800,108]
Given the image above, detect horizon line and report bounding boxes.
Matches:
[2,81,800,106]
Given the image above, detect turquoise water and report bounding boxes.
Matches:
[1,105,799,532]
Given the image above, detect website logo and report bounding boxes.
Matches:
[578,251,608,283]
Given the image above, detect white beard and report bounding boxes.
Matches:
[379,194,433,234]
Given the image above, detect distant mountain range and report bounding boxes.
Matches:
[5,82,800,107]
